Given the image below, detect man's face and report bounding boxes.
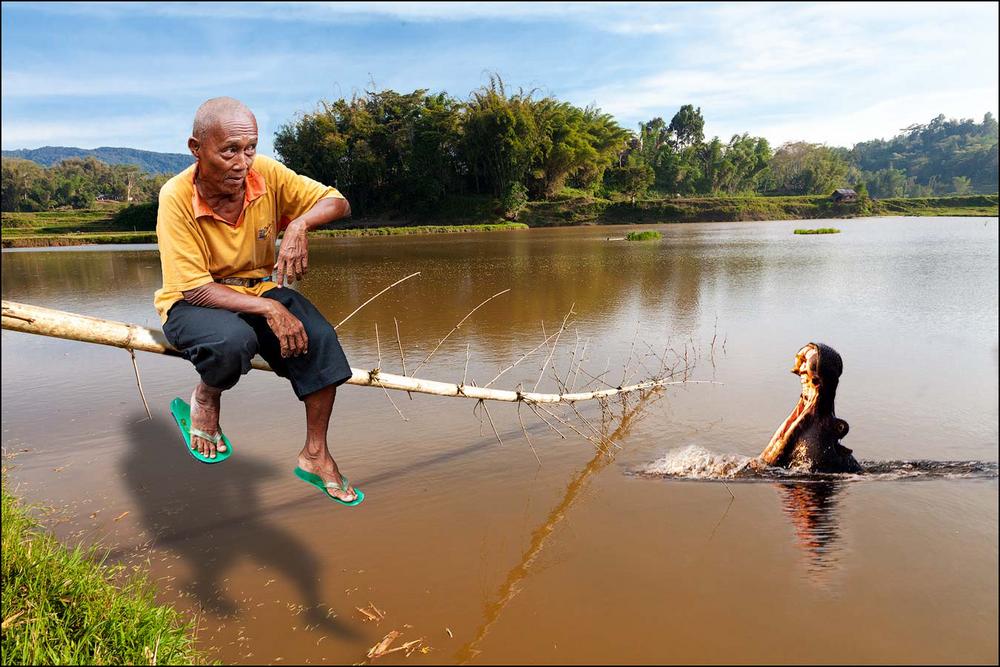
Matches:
[190,113,258,196]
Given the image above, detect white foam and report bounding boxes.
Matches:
[642,445,754,479]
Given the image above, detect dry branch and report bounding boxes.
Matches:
[334,272,420,329]
[2,300,698,406]
[412,288,511,374]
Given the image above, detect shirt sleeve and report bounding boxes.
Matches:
[270,158,345,230]
[156,191,215,292]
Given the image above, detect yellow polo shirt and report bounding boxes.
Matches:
[153,155,344,322]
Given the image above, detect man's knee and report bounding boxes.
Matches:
[164,302,264,390]
[183,323,259,390]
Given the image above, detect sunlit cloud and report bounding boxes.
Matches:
[2,1,996,152]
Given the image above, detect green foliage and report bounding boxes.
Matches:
[626,230,662,241]
[499,181,529,220]
[794,228,841,234]
[275,89,467,217]
[275,76,629,216]
[111,201,158,231]
[669,105,705,148]
[764,142,850,195]
[605,153,655,203]
[1,483,207,665]
[852,113,998,195]
[310,222,527,237]
[865,167,907,198]
[1,157,169,212]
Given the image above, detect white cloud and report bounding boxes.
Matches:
[567,2,998,144]
[3,1,997,150]
[0,114,191,151]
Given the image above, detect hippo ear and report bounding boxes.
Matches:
[835,418,849,438]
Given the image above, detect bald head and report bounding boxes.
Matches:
[188,97,259,196]
[192,97,256,142]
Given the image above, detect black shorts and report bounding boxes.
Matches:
[163,288,353,400]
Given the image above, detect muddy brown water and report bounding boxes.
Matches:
[2,217,997,664]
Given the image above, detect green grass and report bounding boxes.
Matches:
[1,482,208,665]
[310,222,527,237]
[794,228,841,234]
[625,230,662,241]
[876,194,998,217]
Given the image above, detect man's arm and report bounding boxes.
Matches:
[275,197,351,286]
[181,284,308,358]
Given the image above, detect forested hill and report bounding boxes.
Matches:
[1,146,193,174]
[850,113,998,195]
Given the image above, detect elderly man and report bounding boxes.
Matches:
[154,97,361,505]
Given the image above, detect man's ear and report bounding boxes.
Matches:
[187,136,201,160]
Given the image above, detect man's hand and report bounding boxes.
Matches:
[265,300,308,357]
[275,220,308,286]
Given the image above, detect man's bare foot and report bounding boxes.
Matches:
[296,452,357,502]
[190,384,225,459]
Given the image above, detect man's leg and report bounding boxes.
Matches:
[249,289,356,499]
[295,384,357,502]
[163,301,261,459]
[190,382,224,459]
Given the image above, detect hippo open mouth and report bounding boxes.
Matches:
[757,343,863,474]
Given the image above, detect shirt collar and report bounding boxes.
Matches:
[191,166,267,226]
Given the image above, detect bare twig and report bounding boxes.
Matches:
[563,332,581,389]
[533,304,574,392]
[571,336,590,392]
[394,318,407,376]
[413,288,511,374]
[335,271,420,329]
[481,400,503,447]
[463,344,471,386]
[526,402,568,440]
[517,402,542,466]
[485,328,565,388]
[379,382,408,422]
[374,322,382,371]
[128,348,152,420]
[529,401,604,452]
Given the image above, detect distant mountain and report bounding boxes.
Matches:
[1,146,193,174]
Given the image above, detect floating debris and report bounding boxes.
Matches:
[356,602,386,623]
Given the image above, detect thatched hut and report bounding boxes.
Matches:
[831,188,858,203]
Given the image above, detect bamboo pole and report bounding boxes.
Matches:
[1,300,693,404]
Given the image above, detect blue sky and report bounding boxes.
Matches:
[2,1,997,156]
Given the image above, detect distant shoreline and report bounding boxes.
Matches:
[2,194,996,248]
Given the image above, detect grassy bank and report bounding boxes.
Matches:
[2,194,995,248]
[1,482,207,665]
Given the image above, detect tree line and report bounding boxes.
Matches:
[1,157,171,212]
[274,80,998,216]
[2,78,996,215]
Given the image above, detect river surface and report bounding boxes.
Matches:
[2,217,998,664]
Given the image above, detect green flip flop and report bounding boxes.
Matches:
[170,397,233,464]
[294,466,365,506]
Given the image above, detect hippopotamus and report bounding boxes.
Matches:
[756,343,863,474]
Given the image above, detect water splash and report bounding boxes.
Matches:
[638,445,998,482]
[639,445,754,479]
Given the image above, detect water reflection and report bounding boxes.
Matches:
[118,415,356,639]
[775,481,846,581]
[456,391,663,663]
